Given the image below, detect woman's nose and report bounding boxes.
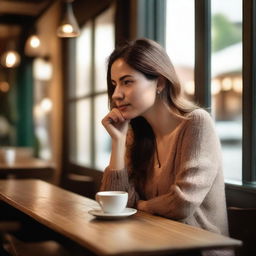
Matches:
[112,86,124,100]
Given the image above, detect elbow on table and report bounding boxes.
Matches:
[166,193,199,220]
[170,202,197,220]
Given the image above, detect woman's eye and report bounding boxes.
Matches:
[123,80,133,85]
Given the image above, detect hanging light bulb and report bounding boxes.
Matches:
[57,0,80,38]
[29,35,41,49]
[40,97,53,113]
[1,39,21,68]
[33,57,53,81]
[25,28,41,57]
[1,50,20,68]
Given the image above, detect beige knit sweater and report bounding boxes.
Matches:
[101,109,232,256]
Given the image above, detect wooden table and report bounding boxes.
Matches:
[0,179,241,256]
[0,159,54,181]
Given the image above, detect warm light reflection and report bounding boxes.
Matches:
[61,24,74,33]
[41,98,52,113]
[212,79,221,95]
[29,35,41,48]
[57,1,80,38]
[1,50,20,68]
[222,77,232,91]
[233,78,242,93]
[33,104,44,119]
[33,58,53,81]
[212,76,242,95]
[0,82,10,92]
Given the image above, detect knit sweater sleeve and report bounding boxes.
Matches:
[143,109,222,220]
[100,167,140,207]
[100,130,140,207]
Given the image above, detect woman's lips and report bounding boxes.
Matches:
[117,104,130,111]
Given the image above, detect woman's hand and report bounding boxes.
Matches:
[102,108,130,141]
[102,108,130,170]
[137,200,150,212]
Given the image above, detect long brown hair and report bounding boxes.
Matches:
[106,38,197,196]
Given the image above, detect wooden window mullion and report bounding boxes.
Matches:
[242,0,256,183]
[194,0,211,110]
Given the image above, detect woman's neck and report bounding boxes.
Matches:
[143,101,183,139]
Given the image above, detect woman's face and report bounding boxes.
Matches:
[110,58,158,120]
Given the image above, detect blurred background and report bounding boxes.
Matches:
[0,0,244,186]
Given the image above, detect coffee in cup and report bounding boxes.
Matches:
[96,191,128,213]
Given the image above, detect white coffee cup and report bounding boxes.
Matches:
[96,191,128,213]
[3,148,16,165]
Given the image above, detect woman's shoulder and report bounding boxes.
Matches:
[186,108,213,122]
[184,108,216,132]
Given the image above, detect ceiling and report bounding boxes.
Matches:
[0,0,55,38]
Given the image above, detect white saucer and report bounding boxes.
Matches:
[88,208,137,220]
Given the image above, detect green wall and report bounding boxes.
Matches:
[16,59,34,147]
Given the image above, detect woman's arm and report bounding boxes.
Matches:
[101,109,140,206]
[100,167,140,207]
[137,110,222,220]
[102,108,129,170]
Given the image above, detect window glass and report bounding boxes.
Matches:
[33,58,53,160]
[94,94,111,170]
[75,21,92,97]
[94,7,115,93]
[211,0,242,182]
[70,6,115,170]
[69,99,91,166]
[165,0,195,99]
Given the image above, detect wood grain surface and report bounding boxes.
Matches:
[0,179,242,256]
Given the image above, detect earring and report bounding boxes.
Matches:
[156,90,161,95]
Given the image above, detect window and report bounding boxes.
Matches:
[69,6,115,171]
[94,8,115,169]
[165,0,256,185]
[211,0,242,182]
[165,0,195,99]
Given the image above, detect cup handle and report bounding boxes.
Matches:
[95,194,99,203]
[96,194,102,208]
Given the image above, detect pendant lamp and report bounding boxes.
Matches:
[1,40,20,68]
[57,0,80,38]
[25,27,41,57]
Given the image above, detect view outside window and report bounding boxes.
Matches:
[166,0,242,182]
[72,7,114,170]
[94,94,111,170]
[75,22,92,97]
[69,99,91,166]
[94,7,115,92]
[70,22,92,166]
[94,7,114,170]
[165,0,195,100]
[211,0,242,182]
[33,58,53,160]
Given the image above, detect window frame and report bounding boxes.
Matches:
[61,4,114,189]
[194,0,256,186]
[242,0,256,184]
[61,0,256,200]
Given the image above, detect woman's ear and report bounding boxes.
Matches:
[157,76,166,93]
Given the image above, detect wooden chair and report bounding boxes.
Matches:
[2,233,71,256]
[0,202,71,256]
[62,173,96,199]
[227,207,256,256]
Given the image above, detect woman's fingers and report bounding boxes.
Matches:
[102,108,129,140]
[102,108,125,126]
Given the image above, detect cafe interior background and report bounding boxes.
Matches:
[0,0,255,209]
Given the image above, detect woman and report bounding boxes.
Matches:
[101,38,232,256]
